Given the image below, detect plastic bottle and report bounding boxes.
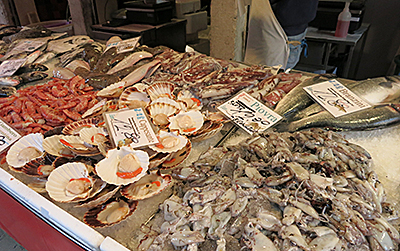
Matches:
[335,2,352,38]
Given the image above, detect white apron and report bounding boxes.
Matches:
[244,0,289,68]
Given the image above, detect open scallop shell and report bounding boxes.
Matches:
[97,81,126,98]
[76,185,120,209]
[21,156,55,177]
[149,130,187,153]
[7,133,44,168]
[118,86,150,109]
[161,140,192,169]
[177,90,202,111]
[121,171,172,200]
[79,127,108,146]
[146,81,175,101]
[168,110,204,135]
[190,121,224,142]
[43,135,75,158]
[83,197,138,228]
[59,135,100,156]
[46,162,95,203]
[95,146,149,185]
[62,117,101,135]
[82,99,107,119]
[146,102,180,127]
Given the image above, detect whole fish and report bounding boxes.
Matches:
[276,103,400,132]
[92,46,118,73]
[19,71,48,84]
[107,51,153,75]
[122,60,161,87]
[274,74,336,119]
[15,63,48,75]
[33,51,56,64]
[0,76,21,86]
[86,74,120,90]
[22,50,42,66]
[111,58,154,79]
[291,77,399,121]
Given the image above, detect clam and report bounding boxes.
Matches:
[43,135,75,157]
[79,127,108,146]
[168,110,204,135]
[96,81,126,98]
[95,146,149,185]
[121,171,172,200]
[83,197,138,228]
[62,117,101,135]
[146,81,175,101]
[46,162,96,203]
[177,90,202,111]
[146,102,180,127]
[118,86,150,109]
[6,133,44,168]
[149,130,188,153]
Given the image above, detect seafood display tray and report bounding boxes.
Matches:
[0,123,236,251]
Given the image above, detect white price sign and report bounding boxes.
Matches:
[0,59,27,77]
[104,108,158,148]
[303,79,372,117]
[218,91,282,134]
[105,36,141,54]
[0,118,21,153]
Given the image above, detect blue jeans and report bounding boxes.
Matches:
[286,30,307,69]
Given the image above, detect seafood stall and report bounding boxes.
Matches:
[1,25,400,251]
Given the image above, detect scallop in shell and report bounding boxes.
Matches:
[190,121,224,142]
[46,162,95,203]
[146,102,180,127]
[118,86,150,109]
[121,171,172,200]
[82,99,106,119]
[43,135,75,157]
[79,127,108,146]
[21,157,55,177]
[161,140,192,169]
[6,133,44,168]
[96,81,126,98]
[83,197,138,228]
[177,90,202,111]
[168,110,204,135]
[149,130,187,153]
[59,135,100,156]
[146,81,175,101]
[95,146,149,185]
[62,117,101,135]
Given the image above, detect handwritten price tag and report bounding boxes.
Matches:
[218,91,282,134]
[104,108,158,148]
[303,79,371,117]
[0,118,21,153]
[0,59,27,77]
[105,36,141,54]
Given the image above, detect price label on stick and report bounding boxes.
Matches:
[217,91,282,134]
[105,36,141,54]
[0,118,22,153]
[103,108,158,148]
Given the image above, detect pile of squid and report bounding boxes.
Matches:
[137,128,400,251]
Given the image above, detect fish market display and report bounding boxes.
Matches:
[138,129,400,251]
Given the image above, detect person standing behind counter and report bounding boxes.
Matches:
[244,0,318,70]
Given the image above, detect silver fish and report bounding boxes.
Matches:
[277,103,400,132]
[0,76,21,86]
[291,77,400,121]
[274,74,336,119]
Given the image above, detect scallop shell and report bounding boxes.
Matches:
[43,135,75,158]
[95,146,149,185]
[97,81,126,98]
[161,140,192,169]
[6,133,44,168]
[46,162,94,203]
[121,171,172,200]
[147,102,180,127]
[118,86,150,109]
[149,130,188,153]
[177,90,202,111]
[59,135,100,156]
[146,81,175,101]
[62,117,101,135]
[149,152,171,170]
[79,127,108,146]
[83,197,138,228]
[76,185,120,209]
[82,99,107,119]
[168,110,204,135]
[190,121,224,142]
[21,157,54,177]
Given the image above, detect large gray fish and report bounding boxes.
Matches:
[291,77,400,121]
[273,74,336,119]
[276,103,400,132]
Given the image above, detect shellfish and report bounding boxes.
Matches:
[149,130,188,153]
[62,117,102,135]
[168,110,204,135]
[95,146,149,185]
[146,102,180,127]
[118,86,150,109]
[6,133,44,168]
[146,81,175,101]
